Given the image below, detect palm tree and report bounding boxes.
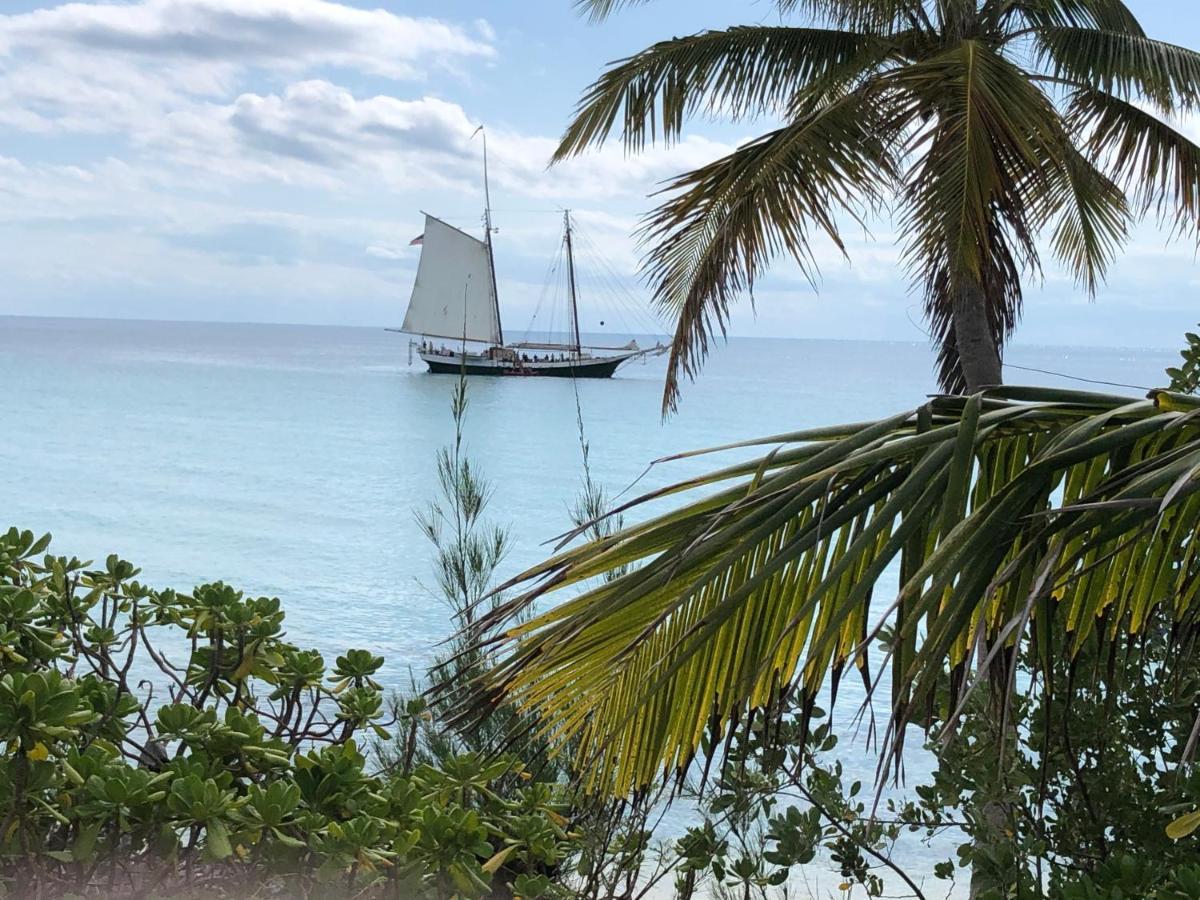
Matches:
[454,2,1200,889]
[553,0,1200,411]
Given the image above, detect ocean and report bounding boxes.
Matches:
[0,315,1179,894]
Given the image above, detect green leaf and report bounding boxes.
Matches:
[205,820,233,861]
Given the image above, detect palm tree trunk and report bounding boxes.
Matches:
[953,280,1002,391]
[953,275,1015,899]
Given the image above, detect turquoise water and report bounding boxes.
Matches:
[0,315,1178,892]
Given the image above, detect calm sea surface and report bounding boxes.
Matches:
[0,315,1179,893]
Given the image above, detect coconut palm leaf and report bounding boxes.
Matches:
[466,388,1200,795]
[1034,28,1200,110]
[1040,145,1130,293]
[1068,88,1200,232]
[636,89,896,412]
[892,41,1070,391]
[554,27,896,158]
[1003,0,1143,35]
[777,0,933,31]
[895,41,1066,288]
[577,0,929,30]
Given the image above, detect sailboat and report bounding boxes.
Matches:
[396,131,664,378]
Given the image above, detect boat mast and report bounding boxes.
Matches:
[474,126,504,347]
[564,209,582,355]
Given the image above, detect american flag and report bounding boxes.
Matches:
[409,234,424,246]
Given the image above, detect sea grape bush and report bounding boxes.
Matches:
[0,527,579,898]
[660,615,1200,899]
[1167,327,1200,395]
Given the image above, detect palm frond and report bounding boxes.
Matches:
[777,0,932,33]
[895,42,1065,286]
[1069,88,1200,235]
[1036,28,1200,112]
[634,89,896,413]
[469,388,1200,796]
[892,42,1067,389]
[1004,0,1144,36]
[575,0,927,31]
[572,0,652,22]
[554,26,894,158]
[1040,145,1131,293]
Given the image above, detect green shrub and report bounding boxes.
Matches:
[0,526,579,898]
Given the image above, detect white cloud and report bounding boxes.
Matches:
[0,0,733,226]
[0,0,494,80]
[199,80,734,200]
[227,82,477,171]
[0,0,495,137]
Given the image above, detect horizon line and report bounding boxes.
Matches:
[0,312,1179,354]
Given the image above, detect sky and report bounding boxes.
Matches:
[0,0,1199,348]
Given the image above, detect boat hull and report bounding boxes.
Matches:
[422,352,627,378]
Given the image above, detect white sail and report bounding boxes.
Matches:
[401,214,501,344]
